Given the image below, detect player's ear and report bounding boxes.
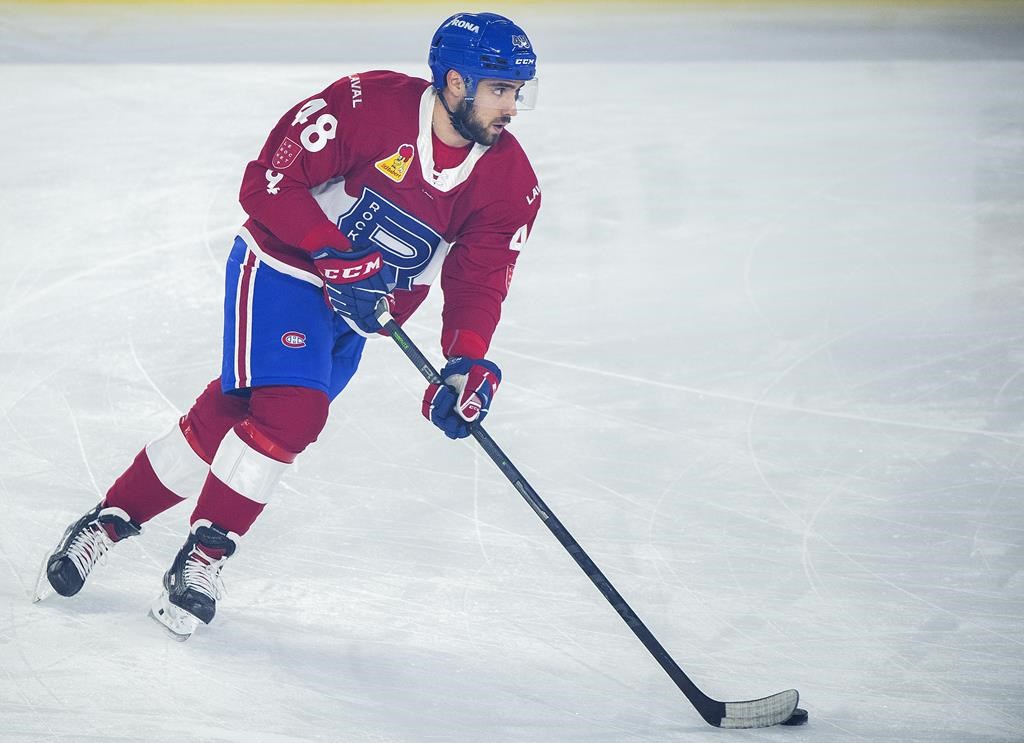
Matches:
[445,69,464,95]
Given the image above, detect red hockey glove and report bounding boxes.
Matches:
[422,357,502,439]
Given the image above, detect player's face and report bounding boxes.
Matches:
[460,79,526,146]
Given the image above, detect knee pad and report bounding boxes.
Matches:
[245,385,330,458]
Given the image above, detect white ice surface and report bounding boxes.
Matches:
[1,4,1023,741]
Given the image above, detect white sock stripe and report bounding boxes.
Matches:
[210,429,288,505]
[146,423,209,499]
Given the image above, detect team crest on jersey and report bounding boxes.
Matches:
[336,186,444,291]
[272,137,302,169]
[281,331,306,348]
[375,144,416,183]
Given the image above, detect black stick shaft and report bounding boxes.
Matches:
[381,317,725,726]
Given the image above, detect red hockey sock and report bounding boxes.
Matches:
[103,448,186,526]
[191,473,266,537]
[188,385,328,536]
[188,423,289,536]
[101,378,252,530]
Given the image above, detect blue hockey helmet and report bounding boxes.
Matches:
[428,12,538,104]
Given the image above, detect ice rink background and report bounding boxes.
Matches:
[2,1,1023,740]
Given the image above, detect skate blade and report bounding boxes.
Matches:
[32,551,56,604]
[149,592,200,642]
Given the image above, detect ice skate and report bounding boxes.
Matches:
[34,503,141,603]
[149,520,238,640]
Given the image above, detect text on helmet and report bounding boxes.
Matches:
[449,19,480,33]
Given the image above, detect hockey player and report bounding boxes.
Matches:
[35,11,542,640]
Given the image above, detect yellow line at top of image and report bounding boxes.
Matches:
[10,0,1024,6]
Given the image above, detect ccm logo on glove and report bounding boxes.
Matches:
[316,252,382,282]
[312,246,397,336]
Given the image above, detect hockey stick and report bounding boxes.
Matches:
[377,305,803,729]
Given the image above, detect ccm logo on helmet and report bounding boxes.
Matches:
[515,59,534,65]
[449,18,480,33]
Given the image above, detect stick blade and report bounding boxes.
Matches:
[718,689,800,729]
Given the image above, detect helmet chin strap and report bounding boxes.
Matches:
[438,90,477,144]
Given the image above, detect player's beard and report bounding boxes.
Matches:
[454,100,510,146]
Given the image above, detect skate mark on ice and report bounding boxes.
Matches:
[57,391,102,498]
[469,446,491,564]
[128,339,182,416]
[739,136,949,336]
[0,230,234,321]
[499,348,1024,441]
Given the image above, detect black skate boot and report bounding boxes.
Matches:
[34,503,142,602]
[149,520,238,641]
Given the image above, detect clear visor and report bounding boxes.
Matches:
[469,77,539,111]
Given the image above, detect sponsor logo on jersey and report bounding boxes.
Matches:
[281,331,306,348]
[272,137,302,169]
[375,144,416,183]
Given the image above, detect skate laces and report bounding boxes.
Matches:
[66,523,113,580]
[182,547,227,600]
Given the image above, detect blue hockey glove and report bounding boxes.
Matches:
[312,246,397,335]
[422,357,502,439]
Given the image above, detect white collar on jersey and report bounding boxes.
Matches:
[417,87,489,193]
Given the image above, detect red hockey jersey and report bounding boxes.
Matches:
[237,70,541,358]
